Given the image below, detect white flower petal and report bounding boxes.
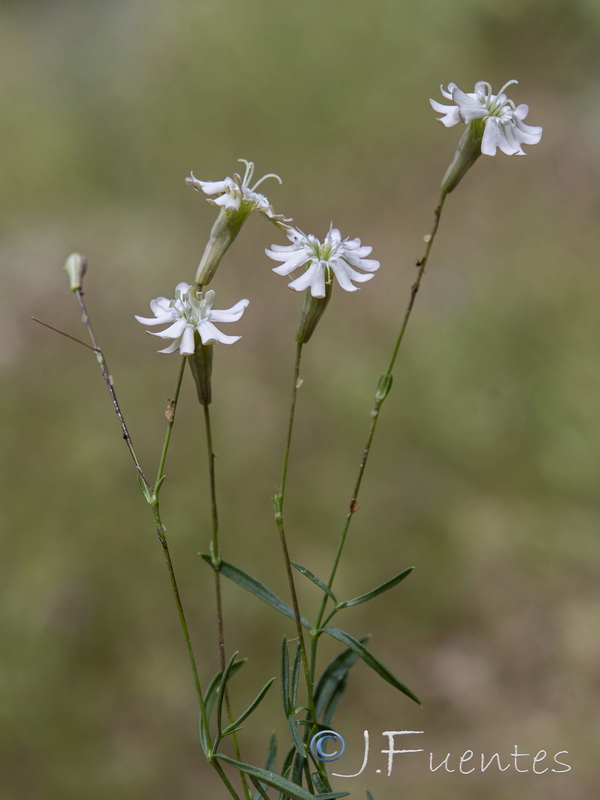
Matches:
[329,260,360,293]
[268,249,311,274]
[198,320,241,345]
[514,118,543,144]
[210,298,249,322]
[288,260,324,295]
[150,296,173,315]
[335,258,375,283]
[135,313,176,326]
[452,87,488,122]
[480,118,503,155]
[150,319,188,339]
[213,193,241,211]
[197,179,230,195]
[430,99,461,127]
[158,339,183,354]
[179,325,196,355]
[343,251,380,272]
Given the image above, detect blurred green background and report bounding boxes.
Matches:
[2,0,600,798]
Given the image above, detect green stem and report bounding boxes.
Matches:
[71,292,240,797]
[211,758,243,800]
[203,403,221,568]
[152,504,211,743]
[150,358,212,747]
[274,343,330,785]
[154,357,186,491]
[313,190,448,637]
[202,402,251,800]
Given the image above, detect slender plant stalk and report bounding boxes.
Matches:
[274,343,317,712]
[74,288,151,491]
[312,189,449,652]
[274,343,332,790]
[68,292,242,798]
[203,402,251,800]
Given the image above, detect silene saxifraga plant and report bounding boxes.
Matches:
[42,82,542,799]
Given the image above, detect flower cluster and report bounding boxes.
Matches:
[430,79,542,156]
[266,226,380,298]
[135,283,249,354]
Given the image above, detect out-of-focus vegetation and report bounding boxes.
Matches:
[2,1,600,798]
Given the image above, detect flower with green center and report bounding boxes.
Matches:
[186,158,284,219]
[266,226,380,298]
[135,282,249,353]
[186,159,289,286]
[430,80,542,193]
[431,79,542,156]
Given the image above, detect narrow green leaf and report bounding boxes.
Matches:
[215,754,324,800]
[322,627,421,705]
[312,771,329,793]
[323,684,346,729]
[366,792,375,800]
[198,714,211,757]
[216,652,239,740]
[202,556,311,629]
[292,562,337,603]
[290,643,302,711]
[292,751,305,787]
[314,640,366,724]
[222,677,275,736]
[265,731,278,772]
[250,775,271,800]
[287,714,306,757]
[281,745,296,780]
[281,637,291,714]
[338,568,414,609]
[205,658,246,720]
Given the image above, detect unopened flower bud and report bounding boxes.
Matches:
[188,337,213,406]
[295,281,332,344]
[64,253,87,292]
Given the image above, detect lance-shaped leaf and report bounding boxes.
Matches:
[222,677,275,737]
[281,745,296,782]
[205,658,246,720]
[252,733,278,800]
[337,567,414,609]
[215,652,239,741]
[250,775,271,800]
[292,750,305,787]
[215,754,349,800]
[288,714,306,758]
[314,640,366,725]
[266,731,278,772]
[290,643,302,712]
[202,556,312,629]
[198,714,211,758]
[292,561,337,603]
[322,627,421,705]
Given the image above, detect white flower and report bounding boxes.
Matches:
[266,227,380,298]
[186,159,285,220]
[135,282,249,354]
[430,80,542,156]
